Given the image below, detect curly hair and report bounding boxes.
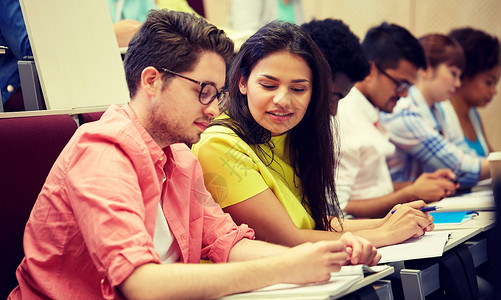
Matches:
[448,27,501,79]
[301,19,370,83]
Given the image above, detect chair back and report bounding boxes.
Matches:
[0,114,77,298]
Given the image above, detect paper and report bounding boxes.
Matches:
[377,231,450,264]
[219,265,390,299]
[432,189,494,211]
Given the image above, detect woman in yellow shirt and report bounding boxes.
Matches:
[192,21,434,251]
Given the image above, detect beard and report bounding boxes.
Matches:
[146,100,199,147]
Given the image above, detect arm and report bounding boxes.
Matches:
[0,0,32,58]
[113,19,142,47]
[225,187,404,254]
[227,238,288,261]
[345,169,457,218]
[342,201,435,247]
[344,186,418,218]
[119,240,350,299]
[479,159,491,180]
[384,106,485,186]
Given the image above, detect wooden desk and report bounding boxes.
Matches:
[0,106,109,125]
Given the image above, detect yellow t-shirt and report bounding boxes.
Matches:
[192,124,315,230]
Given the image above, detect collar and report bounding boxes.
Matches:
[346,87,380,124]
[406,86,442,130]
[122,102,168,166]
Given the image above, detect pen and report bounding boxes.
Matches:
[391,206,439,214]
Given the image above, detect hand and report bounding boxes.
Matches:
[339,232,380,266]
[280,241,349,284]
[379,201,434,245]
[408,171,457,202]
[113,19,142,47]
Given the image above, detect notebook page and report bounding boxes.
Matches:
[377,231,451,264]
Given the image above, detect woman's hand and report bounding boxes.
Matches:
[339,232,381,266]
[378,200,435,245]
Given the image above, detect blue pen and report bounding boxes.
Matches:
[391,206,439,214]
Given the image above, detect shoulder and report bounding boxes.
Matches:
[72,105,153,162]
[195,125,251,154]
[381,97,420,126]
[79,105,140,142]
[170,143,202,174]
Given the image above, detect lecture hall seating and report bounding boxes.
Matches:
[0,114,78,298]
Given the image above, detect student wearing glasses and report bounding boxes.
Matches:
[192,20,435,251]
[10,11,357,299]
[381,32,493,188]
[334,23,457,218]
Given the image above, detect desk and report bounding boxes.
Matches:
[342,267,394,299]
[434,211,496,232]
[395,210,495,299]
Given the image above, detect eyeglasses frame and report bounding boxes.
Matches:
[157,67,228,108]
[375,64,412,94]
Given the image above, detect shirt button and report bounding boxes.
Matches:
[159,156,164,161]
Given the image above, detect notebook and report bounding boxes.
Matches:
[377,231,451,264]
[219,265,391,299]
[430,211,478,225]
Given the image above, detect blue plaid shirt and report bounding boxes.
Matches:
[380,86,482,187]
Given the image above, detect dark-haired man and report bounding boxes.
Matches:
[332,23,457,218]
[9,10,362,299]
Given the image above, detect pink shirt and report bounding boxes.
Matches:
[9,104,254,299]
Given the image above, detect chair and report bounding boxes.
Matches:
[78,111,104,125]
[0,114,77,298]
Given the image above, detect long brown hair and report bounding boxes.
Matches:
[212,21,341,231]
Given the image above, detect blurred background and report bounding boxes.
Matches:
[204,0,501,151]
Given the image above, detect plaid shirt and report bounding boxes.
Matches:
[380,86,482,187]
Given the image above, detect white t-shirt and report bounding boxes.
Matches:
[154,197,181,264]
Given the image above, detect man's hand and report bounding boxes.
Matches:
[279,240,349,284]
[408,170,458,202]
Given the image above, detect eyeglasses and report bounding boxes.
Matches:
[158,68,229,109]
[375,64,412,94]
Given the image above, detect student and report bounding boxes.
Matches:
[192,20,434,250]
[381,33,491,188]
[335,23,458,218]
[9,11,361,299]
[300,18,370,115]
[228,0,305,32]
[0,0,33,111]
[439,27,501,157]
